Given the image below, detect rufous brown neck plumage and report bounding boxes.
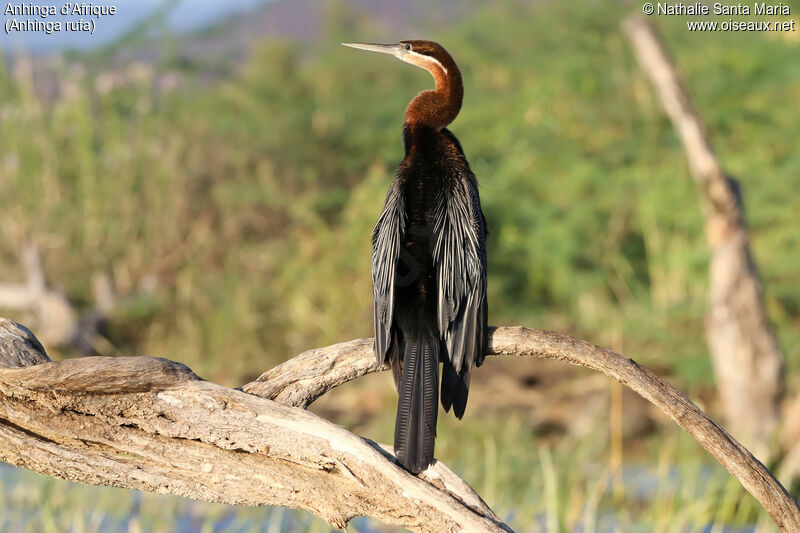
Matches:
[401,40,463,131]
[340,40,463,131]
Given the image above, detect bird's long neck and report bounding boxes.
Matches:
[404,56,463,131]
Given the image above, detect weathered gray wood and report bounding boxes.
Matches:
[245,326,800,532]
[2,318,798,531]
[0,319,507,533]
[0,318,51,368]
[622,14,784,459]
[242,337,377,407]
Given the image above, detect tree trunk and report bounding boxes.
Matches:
[623,15,784,459]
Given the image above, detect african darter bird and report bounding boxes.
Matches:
[342,40,488,473]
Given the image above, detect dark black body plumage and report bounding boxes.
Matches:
[372,123,488,473]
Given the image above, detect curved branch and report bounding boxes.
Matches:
[244,326,800,532]
[242,337,376,408]
[3,318,798,531]
[0,319,507,533]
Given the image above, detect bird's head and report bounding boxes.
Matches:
[342,40,457,86]
[342,40,462,129]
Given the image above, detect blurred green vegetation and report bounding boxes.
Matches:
[1,0,799,530]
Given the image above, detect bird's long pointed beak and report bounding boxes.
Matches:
[341,42,403,57]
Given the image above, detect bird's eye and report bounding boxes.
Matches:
[404,44,411,51]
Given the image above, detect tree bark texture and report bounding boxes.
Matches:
[1,318,799,531]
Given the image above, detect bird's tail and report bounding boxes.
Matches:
[394,334,439,473]
[441,359,470,419]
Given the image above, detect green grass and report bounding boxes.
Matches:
[1,0,799,530]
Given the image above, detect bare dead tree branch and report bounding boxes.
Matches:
[243,337,376,408]
[245,326,800,531]
[622,14,784,459]
[0,318,507,533]
[2,318,799,531]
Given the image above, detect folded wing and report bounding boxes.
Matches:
[372,180,405,367]
[433,163,488,416]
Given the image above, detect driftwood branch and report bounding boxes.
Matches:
[243,337,375,408]
[245,326,800,531]
[0,318,506,532]
[622,14,784,458]
[2,318,799,531]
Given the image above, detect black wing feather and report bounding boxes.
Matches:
[433,164,488,376]
[372,127,487,424]
[371,180,406,365]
